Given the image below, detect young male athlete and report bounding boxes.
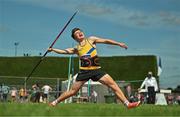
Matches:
[48,28,140,109]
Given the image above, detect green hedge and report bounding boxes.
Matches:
[0,55,157,87]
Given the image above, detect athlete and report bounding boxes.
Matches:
[48,28,140,109]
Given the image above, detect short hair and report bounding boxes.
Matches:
[148,71,152,75]
[71,28,82,39]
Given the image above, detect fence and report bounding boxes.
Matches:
[0,75,66,89]
[1,76,177,105]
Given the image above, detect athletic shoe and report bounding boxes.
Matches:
[48,101,57,107]
[127,101,141,109]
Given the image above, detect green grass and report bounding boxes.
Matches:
[0,103,180,116]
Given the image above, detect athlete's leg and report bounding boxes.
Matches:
[99,74,128,103]
[50,80,86,106]
[99,74,140,109]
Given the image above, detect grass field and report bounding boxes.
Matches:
[0,103,180,116]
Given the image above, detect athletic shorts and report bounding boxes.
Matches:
[43,94,48,98]
[76,69,106,81]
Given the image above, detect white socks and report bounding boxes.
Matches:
[124,100,129,106]
[52,100,58,105]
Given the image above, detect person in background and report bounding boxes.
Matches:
[124,84,136,102]
[1,84,10,102]
[139,71,158,104]
[0,84,2,102]
[10,87,17,102]
[176,95,180,105]
[19,87,25,103]
[42,84,52,103]
[32,83,41,103]
[91,87,98,103]
[24,88,28,102]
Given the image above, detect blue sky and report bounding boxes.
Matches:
[0,0,180,88]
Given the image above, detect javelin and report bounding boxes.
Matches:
[25,11,78,83]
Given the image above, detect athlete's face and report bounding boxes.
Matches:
[73,30,85,42]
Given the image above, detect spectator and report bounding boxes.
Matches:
[1,84,10,102]
[167,94,174,105]
[0,84,2,102]
[32,83,40,103]
[125,84,136,102]
[24,88,28,102]
[92,90,98,103]
[10,87,17,102]
[176,95,180,105]
[90,87,98,103]
[139,71,158,104]
[42,84,52,103]
[19,87,25,103]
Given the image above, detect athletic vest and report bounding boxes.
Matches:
[77,39,101,70]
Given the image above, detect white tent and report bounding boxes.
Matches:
[84,79,102,85]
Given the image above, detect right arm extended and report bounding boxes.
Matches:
[48,48,77,54]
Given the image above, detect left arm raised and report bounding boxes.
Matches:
[89,36,128,49]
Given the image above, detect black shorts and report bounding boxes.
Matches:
[43,94,48,98]
[76,69,106,81]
